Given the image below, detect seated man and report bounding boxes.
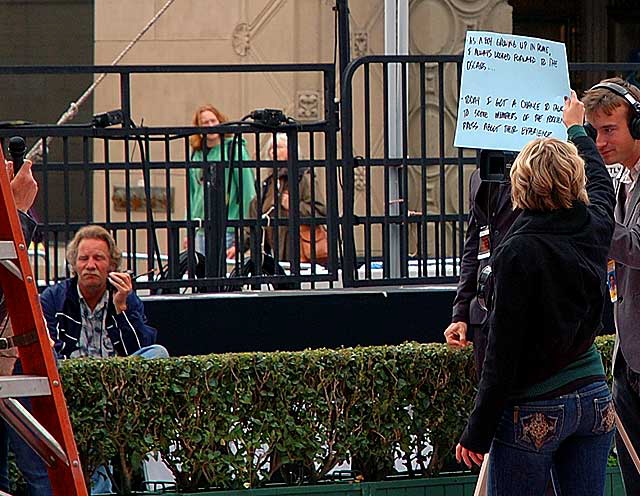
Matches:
[40,225,168,360]
[37,225,168,494]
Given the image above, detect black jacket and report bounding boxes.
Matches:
[40,277,157,359]
[0,212,37,322]
[460,134,616,453]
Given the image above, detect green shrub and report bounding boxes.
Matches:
[58,336,615,492]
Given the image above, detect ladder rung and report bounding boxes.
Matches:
[0,241,16,260]
[0,376,51,398]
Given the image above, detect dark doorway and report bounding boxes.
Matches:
[0,0,94,224]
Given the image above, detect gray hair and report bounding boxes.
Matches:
[66,225,122,274]
[264,133,288,158]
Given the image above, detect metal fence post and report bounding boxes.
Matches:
[384,0,408,279]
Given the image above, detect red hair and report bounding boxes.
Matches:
[189,104,231,150]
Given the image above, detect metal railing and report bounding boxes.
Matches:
[3,61,638,292]
[339,58,640,288]
[0,64,339,293]
[340,55,472,287]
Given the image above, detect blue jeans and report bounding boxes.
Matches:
[195,229,235,255]
[3,360,53,496]
[133,344,169,359]
[489,380,615,496]
[6,398,53,496]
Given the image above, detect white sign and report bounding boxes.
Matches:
[454,31,570,152]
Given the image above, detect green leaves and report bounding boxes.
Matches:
[58,336,615,492]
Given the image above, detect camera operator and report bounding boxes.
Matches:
[443,161,520,377]
[0,157,44,494]
[456,91,616,495]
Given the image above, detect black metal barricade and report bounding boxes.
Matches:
[0,64,339,293]
[339,58,640,288]
[2,61,639,293]
[340,55,472,287]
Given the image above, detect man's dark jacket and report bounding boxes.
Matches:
[608,148,640,372]
[460,134,616,453]
[40,277,157,359]
[0,212,37,322]
[451,171,520,327]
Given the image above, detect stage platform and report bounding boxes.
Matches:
[143,285,615,357]
[143,285,458,356]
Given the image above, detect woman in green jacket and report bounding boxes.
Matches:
[189,104,255,259]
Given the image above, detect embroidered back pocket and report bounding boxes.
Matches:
[515,405,564,452]
[592,396,616,435]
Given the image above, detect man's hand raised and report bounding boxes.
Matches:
[108,271,133,314]
[7,159,38,212]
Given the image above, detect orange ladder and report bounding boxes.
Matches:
[0,145,87,494]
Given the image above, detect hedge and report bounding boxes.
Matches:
[58,335,615,493]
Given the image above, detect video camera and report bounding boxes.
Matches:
[479,149,518,183]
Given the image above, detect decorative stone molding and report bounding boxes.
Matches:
[409,0,457,55]
[449,0,493,15]
[232,23,251,57]
[296,91,320,121]
[407,0,512,155]
[352,31,368,58]
[112,187,174,213]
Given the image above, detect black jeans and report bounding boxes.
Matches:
[613,349,640,495]
[470,323,488,381]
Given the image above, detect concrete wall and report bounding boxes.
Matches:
[92,0,511,257]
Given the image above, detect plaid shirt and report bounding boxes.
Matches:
[71,288,115,358]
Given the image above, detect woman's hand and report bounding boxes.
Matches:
[456,443,485,468]
[226,245,236,260]
[281,191,290,211]
[562,89,585,129]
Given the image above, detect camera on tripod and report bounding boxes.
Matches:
[250,109,288,128]
[479,149,518,183]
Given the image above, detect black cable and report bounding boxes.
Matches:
[486,182,492,230]
[129,119,164,278]
[222,132,242,270]
[198,130,242,279]
[1,110,123,129]
[130,118,141,159]
[2,110,301,137]
[74,111,307,146]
